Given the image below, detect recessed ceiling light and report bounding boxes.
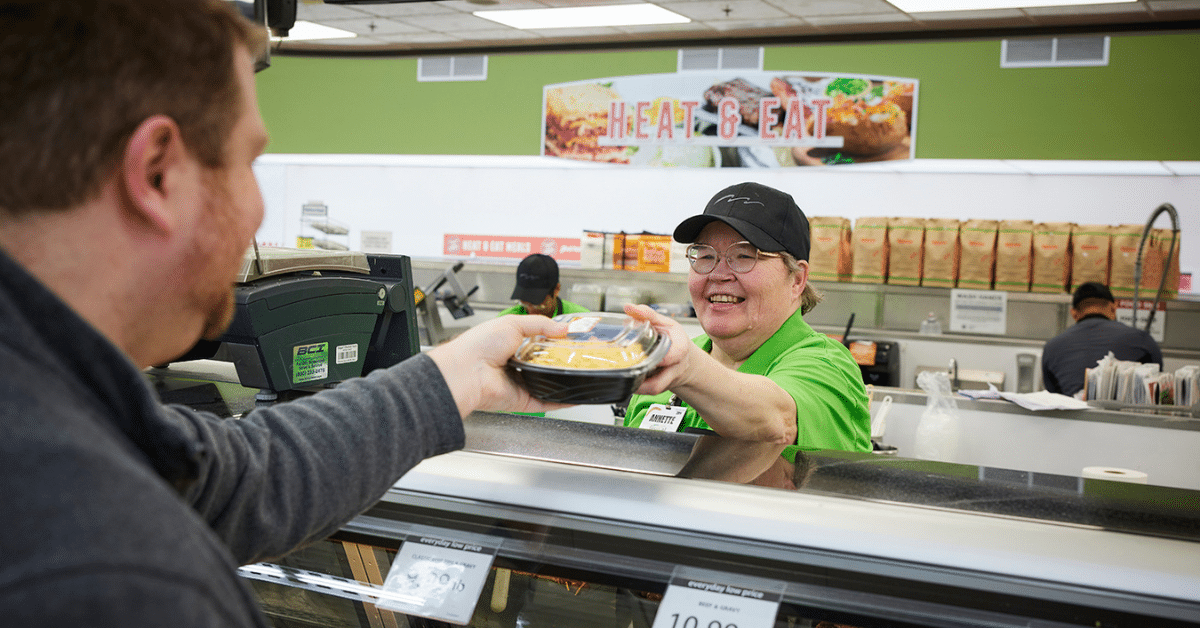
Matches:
[888,0,1133,11]
[474,4,691,29]
[270,21,358,41]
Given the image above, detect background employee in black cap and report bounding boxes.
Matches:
[1041,281,1163,397]
[499,253,589,318]
[622,182,871,485]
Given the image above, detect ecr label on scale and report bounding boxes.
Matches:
[377,533,499,624]
[651,567,784,628]
[292,342,329,384]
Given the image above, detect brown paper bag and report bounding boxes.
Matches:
[886,217,925,286]
[1109,224,1151,298]
[994,220,1034,292]
[922,219,960,288]
[851,217,889,284]
[958,219,998,290]
[1030,222,1073,294]
[1070,224,1111,290]
[808,216,853,283]
[1141,228,1182,299]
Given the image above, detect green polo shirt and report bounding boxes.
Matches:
[497,298,590,317]
[624,309,871,461]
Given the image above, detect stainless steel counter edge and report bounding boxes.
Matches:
[386,450,1200,610]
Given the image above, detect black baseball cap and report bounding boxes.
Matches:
[1072,281,1115,308]
[511,253,559,303]
[673,182,810,261]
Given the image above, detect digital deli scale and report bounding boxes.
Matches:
[177,247,420,397]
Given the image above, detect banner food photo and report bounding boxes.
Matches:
[543,72,918,168]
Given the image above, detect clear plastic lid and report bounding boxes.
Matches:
[512,312,660,372]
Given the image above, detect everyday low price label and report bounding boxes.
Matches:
[377,534,498,625]
[652,569,783,628]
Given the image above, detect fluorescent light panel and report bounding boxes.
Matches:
[271,21,357,41]
[888,0,1134,12]
[474,4,690,29]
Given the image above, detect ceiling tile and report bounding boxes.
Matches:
[345,3,461,18]
[375,31,466,44]
[659,0,793,20]
[614,21,717,33]
[439,0,551,10]
[287,35,388,47]
[912,8,1027,20]
[453,28,542,40]
[1025,3,1149,15]
[296,2,372,20]
[807,11,915,23]
[323,18,428,36]
[523,25,629,36]
[1148,0,1200,9]
[768,0,902,17]
[703,16,809,28]
[406,12,513,31]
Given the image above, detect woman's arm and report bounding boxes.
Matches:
[626,304,797,445]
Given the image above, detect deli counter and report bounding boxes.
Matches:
[224,410,1200,628]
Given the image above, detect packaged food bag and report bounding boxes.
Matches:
[1109,224,1153,298]
[808,216,853,283]
[581,230,608,270]
[921,219,960,289]
[886,217,925,286]
[994,220,1034,292]
[1030,222,1074,294]
[1147,228,1182,299]
[636,233,672,273]
[851,217,889,284]
[1070,224,1111,290]
[958,219,998,290]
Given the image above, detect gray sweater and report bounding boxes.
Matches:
[0,249,465,626]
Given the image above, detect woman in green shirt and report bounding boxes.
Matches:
[623,182,871,473]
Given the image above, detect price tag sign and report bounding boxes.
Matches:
[652,567,784,628]
[949,289,1007,335]
[1115,299,1166,342]
[377,532,499,625]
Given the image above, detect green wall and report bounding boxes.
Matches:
[255,32,1200,160]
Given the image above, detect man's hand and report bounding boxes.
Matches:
[427,315,569,417]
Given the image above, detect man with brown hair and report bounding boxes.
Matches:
[0,2,563,625]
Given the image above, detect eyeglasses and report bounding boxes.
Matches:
[685,241,781,274]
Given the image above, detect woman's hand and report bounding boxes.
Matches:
[624,303,695,396]
[427,315,569,417]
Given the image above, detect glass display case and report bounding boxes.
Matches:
[237,412,1200,628]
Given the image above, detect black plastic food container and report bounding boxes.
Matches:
[508,312,671,404]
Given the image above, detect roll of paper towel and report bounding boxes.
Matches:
[1082,466,1149,484]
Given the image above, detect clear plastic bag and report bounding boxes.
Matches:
[913,370,960,462]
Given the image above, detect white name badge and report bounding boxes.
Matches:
[377,533,499,625]
[652,568,784,628]
[641,403,686,432]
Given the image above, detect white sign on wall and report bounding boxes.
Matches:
[950,289,1007,335]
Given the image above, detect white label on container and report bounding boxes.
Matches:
[567,316,601,334]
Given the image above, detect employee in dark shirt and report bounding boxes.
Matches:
[1041,282,1162,397]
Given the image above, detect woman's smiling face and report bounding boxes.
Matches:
[688,222,804,360]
